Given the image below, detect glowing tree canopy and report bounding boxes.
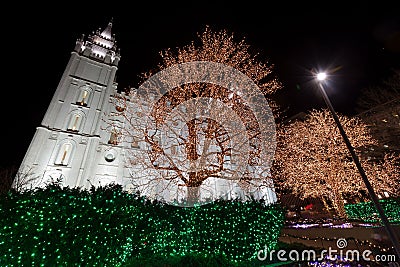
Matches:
[113,27,282,206]
[273,109,400,217]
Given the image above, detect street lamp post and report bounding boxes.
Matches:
[316,72,400,260]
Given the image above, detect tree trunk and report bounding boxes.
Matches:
[321,196,332,215]
[186,120,198,161]
[186,186,200,206]
[332,190,347,219]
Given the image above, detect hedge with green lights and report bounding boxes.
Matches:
[345,198,400,223]
[0,183,284,266]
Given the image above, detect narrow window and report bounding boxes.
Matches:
[131,136,140,149]
[76,88,91,107]
[171,145,176,155]
[67,114,82,132]
[55,143,73,166]
[108,129,119,145]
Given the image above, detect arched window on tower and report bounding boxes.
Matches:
[171,145,176,155]
[76,86,92,107]
[108,128,119,145]
[67,113,83,132]
[131,136,140,149]
[55,142,73,166]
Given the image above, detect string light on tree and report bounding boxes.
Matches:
[113,26,282,206]
[272,109,400,218]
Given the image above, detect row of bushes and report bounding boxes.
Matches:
[0,183,285,266]
[345,198,400,223]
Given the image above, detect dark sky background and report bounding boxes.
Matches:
[3,2,399,169]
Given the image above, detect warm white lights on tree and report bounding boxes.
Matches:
[273,109,400,217]
[113,27,281,206]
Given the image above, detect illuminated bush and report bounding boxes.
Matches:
[0,184,284,266]
[345,198,400,223]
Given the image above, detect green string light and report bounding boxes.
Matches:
[0,184,284,266]
[345,198,400,223]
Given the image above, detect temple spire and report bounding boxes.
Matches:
[101,18,113,39]
[74,18,120,66]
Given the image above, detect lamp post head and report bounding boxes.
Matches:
[316,72,327,81]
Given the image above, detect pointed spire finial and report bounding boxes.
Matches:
[100,18,113,39]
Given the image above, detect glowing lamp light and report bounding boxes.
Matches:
[316,72,327,81]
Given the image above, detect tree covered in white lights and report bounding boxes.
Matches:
[114,26,282,205]
[272,109,400,218]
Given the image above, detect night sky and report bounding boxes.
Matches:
[3,2,399,170]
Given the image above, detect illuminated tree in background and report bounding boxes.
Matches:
[272,109,400,218]
[115,27,281,205]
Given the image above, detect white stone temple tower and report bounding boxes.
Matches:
[17,20,128,189]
